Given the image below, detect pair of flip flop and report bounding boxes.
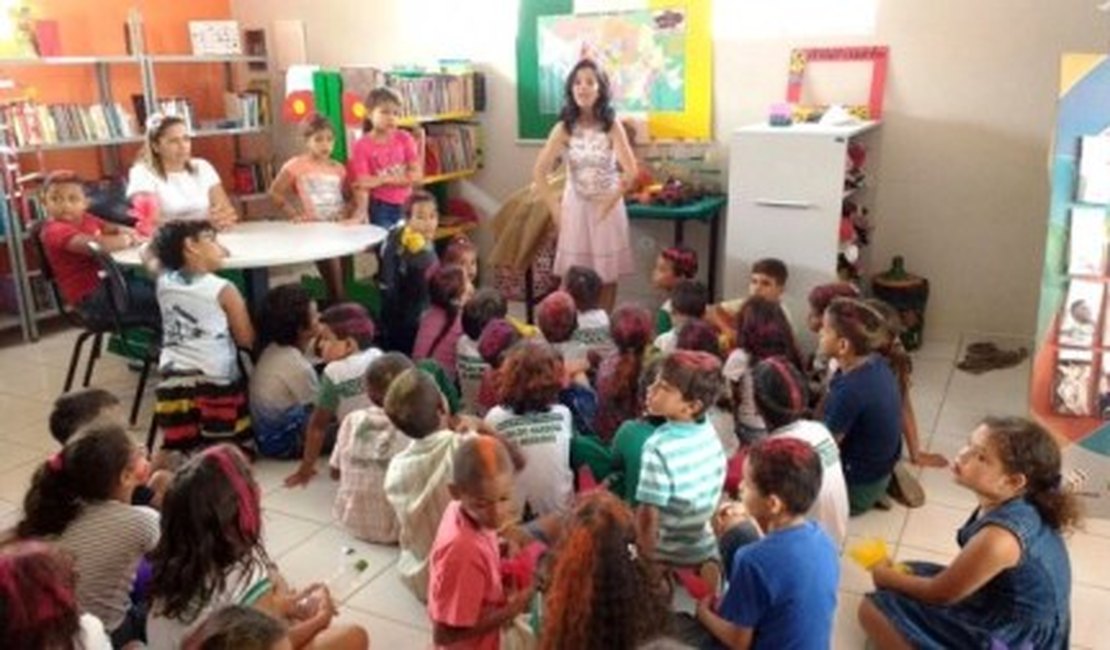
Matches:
[957,341,1029,375]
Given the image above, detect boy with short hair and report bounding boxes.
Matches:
[49,387,124,445]
[654,280,708,354]
[693,437,839,650]
[636,350,727,592]
[330,352,415,543]
[428,436,532,649]
[712,257,792,344]
[457,289,508,415]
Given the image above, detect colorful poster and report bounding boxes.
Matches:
[1058,279,1102,348]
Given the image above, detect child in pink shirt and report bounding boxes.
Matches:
[348,86,422,228]
[414,263,475,382]
[429,436,533,650]
[269,113,351,300]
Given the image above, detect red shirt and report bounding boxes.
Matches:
[428,501,505,650]
[41,214,105,305]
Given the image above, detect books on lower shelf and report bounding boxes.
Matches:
[339,65,477,120]
[232,159,275,195]
[0,101,137,148]
[423,123,479,177]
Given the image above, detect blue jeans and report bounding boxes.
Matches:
[370,199,404,229]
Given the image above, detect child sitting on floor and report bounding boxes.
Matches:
[13,424,160,647]
[485,340,575,517]
[819,297,903,515]
[152,220,255,453]
[442,234,479,287]
[859,417,1076,650]
[652,245,699,335]
[710,257,792,346]
[594,305,654,443]
[654,279,708,354]
[635,350,727,594]
[414,263,474,382]
[330,352,414,543]
[536,290,587,365]
[565,266,614,350]
[690,438,839,650]
[182,605,290,650]
[378,190,439,355]
[476,318,524,417]
[285,303,380,487]
[457,289,508,415]
[429,436,533,649]
[250,283,321,459]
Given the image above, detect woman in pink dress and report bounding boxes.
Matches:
[533,59,637,312]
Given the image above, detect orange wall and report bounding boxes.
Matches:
[0,0,236,181]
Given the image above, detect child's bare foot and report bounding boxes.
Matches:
[911,451,948,468]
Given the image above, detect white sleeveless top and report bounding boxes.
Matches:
[157,271,239,382]
[566,126,619,198]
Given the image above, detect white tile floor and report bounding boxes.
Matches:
[0,327,1107,649]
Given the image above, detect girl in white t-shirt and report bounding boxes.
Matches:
[151,220,256,453]
[484,340,574,517]
[147,445,369,650]
[127,113,238,228]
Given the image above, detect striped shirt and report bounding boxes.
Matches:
[56,501,160,631]
[636,418,725,565]
[330,405,409,543]
[485,405,574,516]
[384,429,470,602]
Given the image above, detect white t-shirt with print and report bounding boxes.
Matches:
[485,404,574,516]
[316,348,381,421]
[127,158,222,221]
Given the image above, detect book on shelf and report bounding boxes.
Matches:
[232,159,275,195]
[0,101,136,148]
[423,123,480,177]
[223,88,269,129]
[339,65,478,120]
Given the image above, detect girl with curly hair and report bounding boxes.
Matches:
[485,340,575,516]
[147,445,368,649]
[413,263,474,383]
[541,491,670,650]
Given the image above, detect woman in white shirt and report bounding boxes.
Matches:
[127,113,238,228]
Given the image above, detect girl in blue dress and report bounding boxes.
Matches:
[859,416,1077,649]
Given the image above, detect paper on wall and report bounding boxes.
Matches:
[1068,206,1108,275]
[285,64,320,96]
[1079,135,1110,204]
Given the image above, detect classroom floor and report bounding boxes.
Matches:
[0,326,1106,649]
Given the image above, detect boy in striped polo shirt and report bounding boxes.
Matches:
[636,350,727,594]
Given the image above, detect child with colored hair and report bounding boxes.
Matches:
[485,340,575,516]
[654,279,708,354]
[652,245,699,335]
[378,190,440,354]
[384,368,473,602]
[251,283,321,459]
[565,265,614,350]
[151,220,255,452]
[594,304,654,442]
[414,263,475,382]
[635,350,727,592]
[268,113,351,299]
[330,352,415,543]
[723,295,805,447]
[442,234,479,286]
[866,298,948,469]
[147,445,369,649]
[540,491,670,650]
[860,417,1077,650]
[182,605,289,650]
[349,86,421,228]
[818,297,903,515]
[429,435,532,649]
[690,437,839,650]
[805,282,860,335]
[38,171,159,328]
[675,318,723,359]
[609,358,664,503]
[14,424,159,647]
[537,289,586,363]
[0,540,113,649]
[476,318,524,416]
[458,289,508,415]
[286,303,381,487]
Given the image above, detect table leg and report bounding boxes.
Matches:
[674,221,685,246]
[243,268,270,316]
[708,211,721,301]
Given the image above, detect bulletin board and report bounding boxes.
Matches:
[516,0,711,141]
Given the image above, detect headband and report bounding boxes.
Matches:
[204,447,260,538]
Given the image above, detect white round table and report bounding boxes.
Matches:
[113,220,388,308]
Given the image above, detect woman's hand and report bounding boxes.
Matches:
[598,191,623,221]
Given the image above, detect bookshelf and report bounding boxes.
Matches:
[0,18,275,341]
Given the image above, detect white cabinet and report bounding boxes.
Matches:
[724,121,880,348]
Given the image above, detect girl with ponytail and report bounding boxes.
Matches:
[860,416,1077,650]
[13,424,159,647]
[594,304,654,442]
[147,444,368,650]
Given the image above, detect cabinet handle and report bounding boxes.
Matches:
[753,199,814,209]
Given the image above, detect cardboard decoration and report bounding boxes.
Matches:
[786,45,890,120]
[281,90,315,123]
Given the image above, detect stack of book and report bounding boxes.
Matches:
[423,123,480,177]
[339,66,477,119]
[224,88,269,129]
[0,101,137,148]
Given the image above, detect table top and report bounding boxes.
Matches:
[627,195,727,221]
[112,220,388,269]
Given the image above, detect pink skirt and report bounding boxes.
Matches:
[553,184,635,283]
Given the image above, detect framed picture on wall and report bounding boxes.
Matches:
[1068,206,1107,276]
[1054,347,1094,417]
[188,20,242,56]
[1058,278,1102,348]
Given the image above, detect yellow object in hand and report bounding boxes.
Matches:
[400,226,427,253]
[847,538,891,570]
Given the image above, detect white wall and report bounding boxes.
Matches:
[231,0,1109,341]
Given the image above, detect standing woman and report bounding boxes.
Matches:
[127,114,239,228]
[534,59,636,312]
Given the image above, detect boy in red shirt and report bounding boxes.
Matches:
[39,173,159,327]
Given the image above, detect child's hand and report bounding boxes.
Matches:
[910,450,949,468]
[506,585,535,618]
[284,462,318,488]
[712,501,748,537]
[694,594,718,621]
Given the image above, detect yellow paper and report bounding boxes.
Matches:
[847,537,890,570]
